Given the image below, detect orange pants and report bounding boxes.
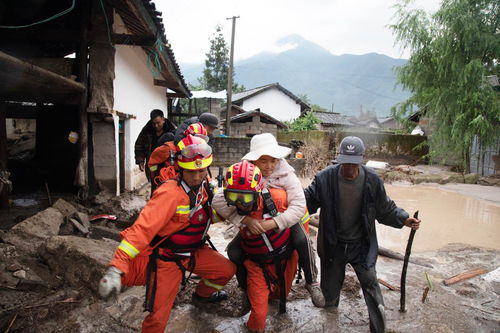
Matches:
[245,251,299,332]
[121,245,235,333]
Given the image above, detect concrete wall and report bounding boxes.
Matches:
[91,116,118,194]
[114,45,169,190]
[241,87,301,121]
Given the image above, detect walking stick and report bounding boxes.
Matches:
[400,210,419,312]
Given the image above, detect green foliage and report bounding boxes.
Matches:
[285,112,320,131]
[198,25,243,92]
[298,93,327,112]
[391,0,500,171]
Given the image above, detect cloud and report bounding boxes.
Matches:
[156,0,440,63]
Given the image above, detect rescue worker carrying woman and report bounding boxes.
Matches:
[214,160,300,333]
[98,135,235,333]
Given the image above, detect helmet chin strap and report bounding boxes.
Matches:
[235,200,258,216]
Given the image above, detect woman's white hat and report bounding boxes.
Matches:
[242,133,292,161]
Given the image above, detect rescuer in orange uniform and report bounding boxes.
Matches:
[147,122,210,191]
[98,135,235,333]
[214,161,299,333]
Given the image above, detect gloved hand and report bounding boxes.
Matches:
[99,266,122,298]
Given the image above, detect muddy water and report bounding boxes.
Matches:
[378,185,500,253]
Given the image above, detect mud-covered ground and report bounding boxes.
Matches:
[0,177,499,332]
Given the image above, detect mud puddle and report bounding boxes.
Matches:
[377,185,500,253]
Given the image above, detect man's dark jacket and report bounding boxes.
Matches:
[304,164,409,268]
[174,116,215,147]
[134,119,175,165]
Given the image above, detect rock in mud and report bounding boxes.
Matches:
[40,236,117,291]
[3,207,64,255]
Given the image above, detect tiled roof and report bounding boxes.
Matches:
[312,111,354,126]
[232,83,310,111]
[222,109,288,128]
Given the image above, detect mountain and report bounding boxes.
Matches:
[179,34,410,117]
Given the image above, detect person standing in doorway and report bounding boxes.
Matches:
[304,136,421,333]
[134,109,176,192]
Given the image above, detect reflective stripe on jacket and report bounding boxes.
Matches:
[110,179,209,274]
[156,204,211,258]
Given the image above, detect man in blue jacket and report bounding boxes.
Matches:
[304,136,421,333]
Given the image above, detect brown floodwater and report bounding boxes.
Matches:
[377,185,500,253]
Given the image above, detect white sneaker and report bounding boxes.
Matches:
[305,282,325,308]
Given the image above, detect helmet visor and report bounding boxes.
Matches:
[180,143,212,159]
[225,190,256,207]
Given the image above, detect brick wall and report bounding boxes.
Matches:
[231,122,278,137]
[212,137,251,166]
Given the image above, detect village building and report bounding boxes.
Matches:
[232,83,310,122]
[0,0,191,206]
[221,108,287,138]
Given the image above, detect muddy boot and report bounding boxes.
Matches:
[191,290,228,308]
[238,290,251,316]
[305,282,325,308]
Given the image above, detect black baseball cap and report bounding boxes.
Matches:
[337,136,365,164]
[198,112,219,129]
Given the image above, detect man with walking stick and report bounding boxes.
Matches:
[304,136,421,333]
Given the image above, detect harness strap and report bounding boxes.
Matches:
[144,252,158,312]
[295,264,303,284]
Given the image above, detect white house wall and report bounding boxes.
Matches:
[240,87,301,121]
[114,45,169,190]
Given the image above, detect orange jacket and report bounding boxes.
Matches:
[110,179,209,274]
[147,141,176,167]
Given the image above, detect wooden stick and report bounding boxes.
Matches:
[421,287,430,303]
[378,247,433,268]
[400,210,419,312]
[378,278,400,291]
[45,181,52,206]
[309,217,432,268]
[443,269,488,286]
[4,313,17,333]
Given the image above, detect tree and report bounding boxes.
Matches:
[198,25,245,92]
[298,93,328,112]
[286,112,320,131]
[391,0,500,171]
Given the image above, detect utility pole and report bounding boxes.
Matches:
[225,15,239,136]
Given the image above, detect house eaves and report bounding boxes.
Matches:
[113,0,191,97]
[233,83,310,111]
[225,109,288,129]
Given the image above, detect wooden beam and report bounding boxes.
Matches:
[75,0,91,199]
[0,103,8,209]
[0,29,79,43]
[168,112,199,117]
[0,51,86,99]
[112,33,155,46]
[4,103,39,119]
[166,92,186,98]
[154,79,177,87]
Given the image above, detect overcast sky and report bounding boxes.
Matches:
[154,0,440,64]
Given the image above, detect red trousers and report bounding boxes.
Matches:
[245,251,299,332]
[121,245,235,333]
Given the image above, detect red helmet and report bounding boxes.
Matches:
[184,122,209,142]
[224,161,263,207]
[176,135,213,170]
